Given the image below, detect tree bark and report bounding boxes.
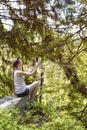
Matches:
[58,54,87,96]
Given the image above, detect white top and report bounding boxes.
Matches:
[14,70,26,94]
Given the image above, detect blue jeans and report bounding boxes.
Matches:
[16,87,29,97]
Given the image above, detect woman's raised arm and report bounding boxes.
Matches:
[18,61,39,76]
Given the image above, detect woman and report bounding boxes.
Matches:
[13,58,40,103]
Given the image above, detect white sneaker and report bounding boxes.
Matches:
[29,99,36,104]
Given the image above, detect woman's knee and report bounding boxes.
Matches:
[35,81,40,87]
[29,81,40,92]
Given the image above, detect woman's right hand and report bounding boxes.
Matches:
[35,61,40,68]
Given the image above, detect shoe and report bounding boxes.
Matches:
[29,99,36,104]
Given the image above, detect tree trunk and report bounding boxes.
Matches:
[58,54,87,96]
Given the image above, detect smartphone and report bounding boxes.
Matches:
[36,57,38,62]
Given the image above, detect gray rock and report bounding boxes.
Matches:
[0,95,30,110]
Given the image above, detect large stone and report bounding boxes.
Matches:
[0,95,30,110]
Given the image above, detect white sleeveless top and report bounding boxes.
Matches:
[14,70,26,94]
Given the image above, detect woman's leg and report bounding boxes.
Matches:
[26,81,40,101]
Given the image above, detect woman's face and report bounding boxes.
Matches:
[17,60,22,69]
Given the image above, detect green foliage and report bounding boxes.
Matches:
[0,109,20,130]
[40,113,85,130]
[0,102,86,130]
[0,0,87,129]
